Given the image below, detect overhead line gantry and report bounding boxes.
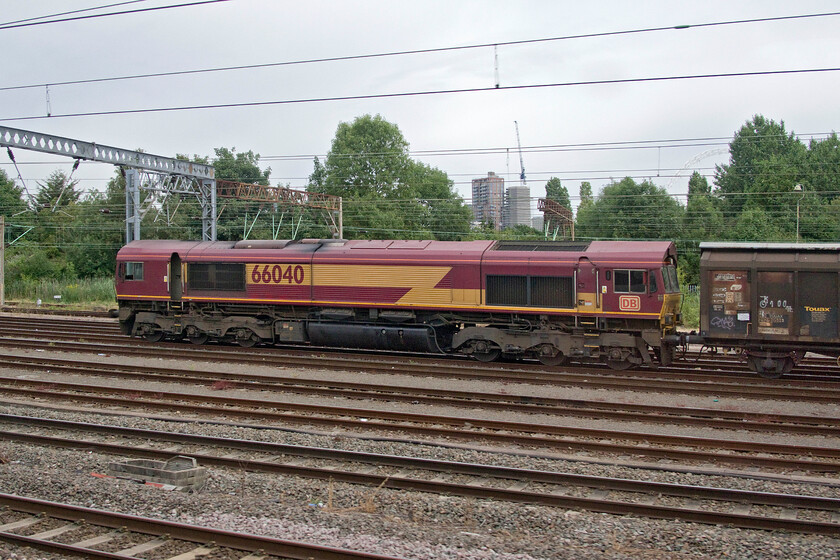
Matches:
[0,126,344,241]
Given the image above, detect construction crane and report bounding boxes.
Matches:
[514,120,526,185]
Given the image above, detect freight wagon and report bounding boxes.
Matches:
[698,242,840,377]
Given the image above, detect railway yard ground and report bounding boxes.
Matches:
[1,313,840,559]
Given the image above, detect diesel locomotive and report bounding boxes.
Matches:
[115,238,683,370]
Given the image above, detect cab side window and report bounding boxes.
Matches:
[124,262,144,281]
[614,269,646,293]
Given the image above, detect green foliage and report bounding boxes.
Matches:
[0,169,27,216]
[804,134,840,202]
[579,181,593,208]
[727,205,791,242]
[687,171,710,198]
[310,114,472,240]
[35,170,81,212]
[5,246,76,283]
[680,290,699,330]
[575,177,683,240]
[544,177,571,235]
[213,147,270,185]
[714,115,806,215]
[545,177,571,208]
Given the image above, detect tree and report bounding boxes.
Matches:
[35,170,80,212]
[727,205,789,242]
[714,115,806,215]
[310,114,472,240]
[213,147,270,184]
[804,133,840,203]
[542,177,572,236]
[687,171,711,199]
[318,114,411,199]
[0,169,27,216]
[575,177,683,240]
[545,177,571,209]
[579,181,593,208]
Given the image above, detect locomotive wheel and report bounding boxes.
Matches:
[536,345,566,366]
[470,340,501,363]
[474,348,501,362]
[143,329,164,342]
[606,359,633,371]
[236,330,260,348]
[188,333,209,345]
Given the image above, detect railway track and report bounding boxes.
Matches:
[2,352,839,437]
[2,314,840,386]
[4,328,840,403]
[1,374,838,472]
[0,493,406,560]
[4,414,840,536]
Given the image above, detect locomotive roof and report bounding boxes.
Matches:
[119,239,676,262]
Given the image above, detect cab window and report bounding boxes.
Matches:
[661,265,680,293]
[649,271,658,294]
[124,262,144,281]
[614,269,646,293]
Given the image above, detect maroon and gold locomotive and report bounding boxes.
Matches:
[115,238,682,369]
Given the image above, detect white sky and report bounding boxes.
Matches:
[1,0,839,215]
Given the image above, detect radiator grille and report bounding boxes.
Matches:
[493,241,590,252]
[530,276,574,308]
[188,263,246,291]
[486,275,573,308]
[486,275,528,306]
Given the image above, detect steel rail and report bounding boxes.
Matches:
[2,353,839,437]
[3,314,840,380]
[2,418,840,536]
[0,493,408,560]
[3,333,840,405]
[1,378,839,472]
[3,314,840,386]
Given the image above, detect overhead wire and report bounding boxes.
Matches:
[2,10,838,92]
[0,0,232,31]
[0,1,152,27]
[4,67,840,122]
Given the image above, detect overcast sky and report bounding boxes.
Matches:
[1,0,839,214]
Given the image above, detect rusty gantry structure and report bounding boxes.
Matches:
[0,126,343,241]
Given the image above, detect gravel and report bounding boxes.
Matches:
[1,345,839,559]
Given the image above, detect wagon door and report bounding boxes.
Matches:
[798,272,839,340]
[705,270,750,337]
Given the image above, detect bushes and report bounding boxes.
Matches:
[3,245,115,306]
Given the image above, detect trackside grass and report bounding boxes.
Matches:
[6,276,115,309]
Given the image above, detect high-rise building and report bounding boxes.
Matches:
[471,172,505,230]
[504,185,531,228]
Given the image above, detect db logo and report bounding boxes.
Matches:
[618,295,641,311]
